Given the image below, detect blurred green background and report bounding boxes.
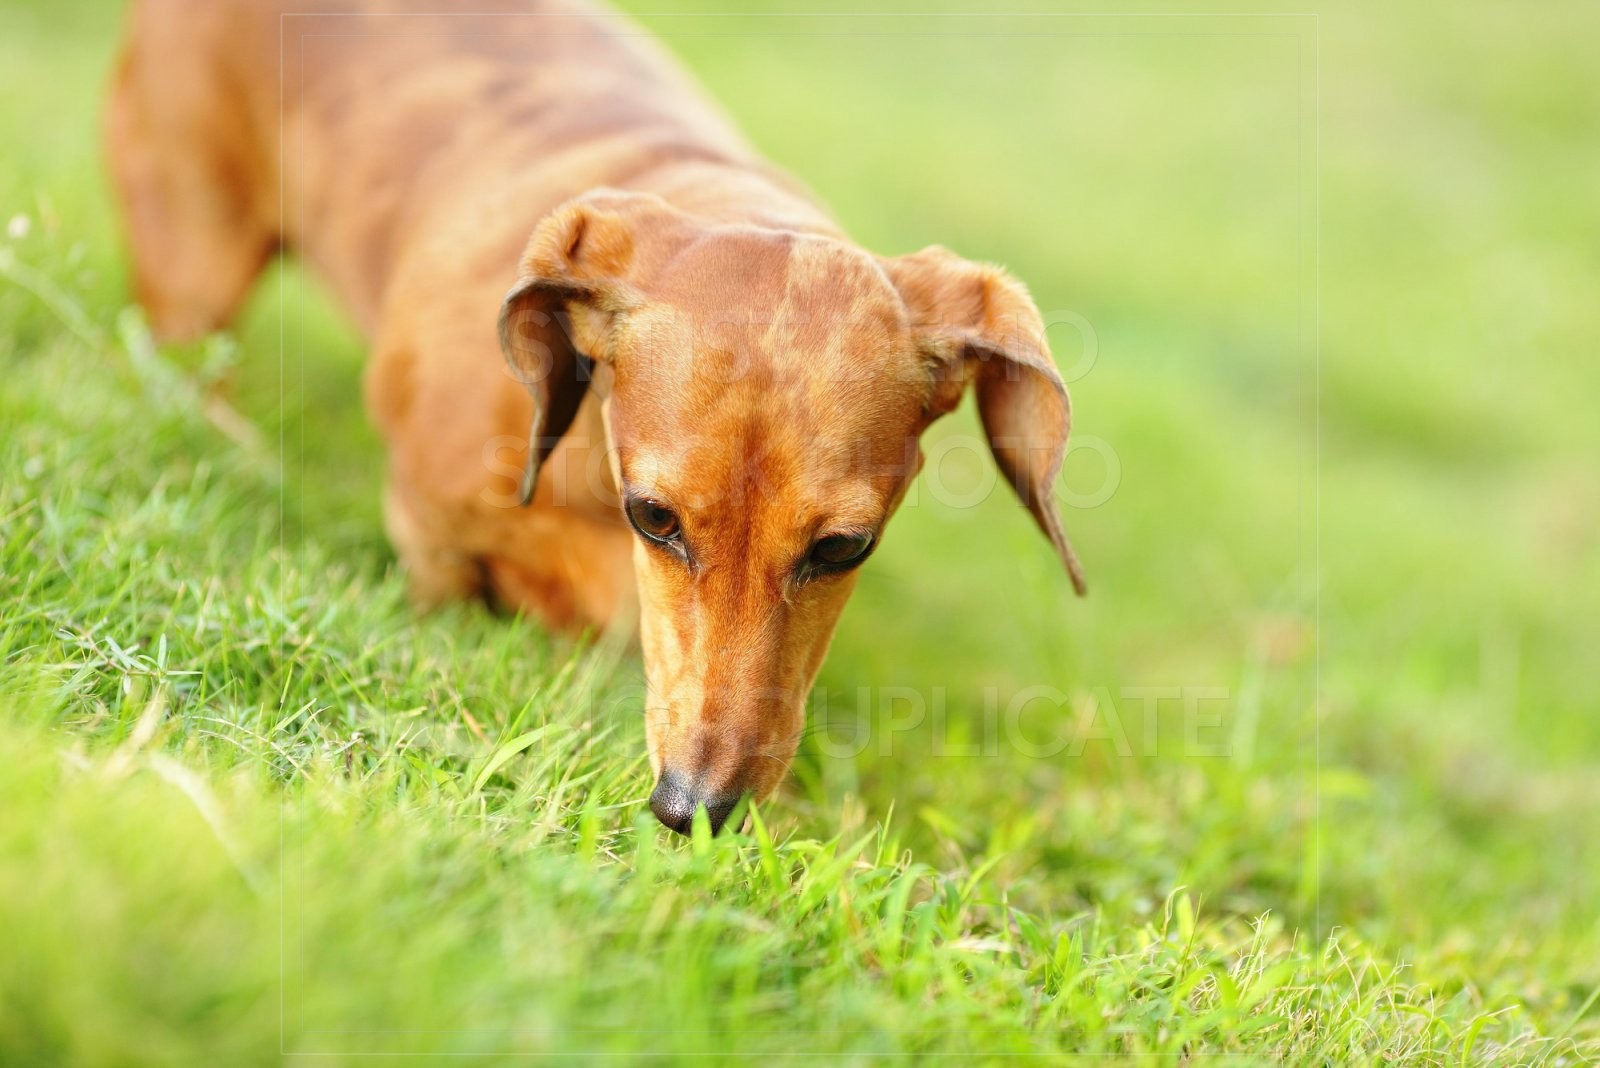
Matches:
[2,0,1596,1061]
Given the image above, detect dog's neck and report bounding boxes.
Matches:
[629,157,842,241]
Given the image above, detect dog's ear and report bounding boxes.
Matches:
[882,245,1087,596]
[498,191,663,505]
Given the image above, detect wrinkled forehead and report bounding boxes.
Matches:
[617,229,918,390]
[607,231,929,496]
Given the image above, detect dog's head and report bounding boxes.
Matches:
[500,190,1085,833]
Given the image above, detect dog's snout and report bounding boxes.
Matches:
[649,770,742,836]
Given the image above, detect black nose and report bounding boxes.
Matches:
[649,770,742,836]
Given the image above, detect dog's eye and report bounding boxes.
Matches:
[626,497,681,543]
[809,532,874,569]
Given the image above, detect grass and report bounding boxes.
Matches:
[2,0,1598,1061]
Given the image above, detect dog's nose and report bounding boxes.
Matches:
[649,770,742,836]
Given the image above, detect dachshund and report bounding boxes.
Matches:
[106,0,1085,833]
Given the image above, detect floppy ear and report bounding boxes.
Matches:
[882,246,1087,596]
[498,192,659,505]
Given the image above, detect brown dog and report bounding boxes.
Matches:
[106,0,1086,833]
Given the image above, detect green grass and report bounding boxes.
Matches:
[3,0,1598,1062]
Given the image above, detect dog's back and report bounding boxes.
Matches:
[107,0,788,337]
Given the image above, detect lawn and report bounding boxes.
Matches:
[2,0,1597,1062]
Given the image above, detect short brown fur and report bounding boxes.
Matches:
[106,0,1084,829]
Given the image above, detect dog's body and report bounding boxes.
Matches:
[108,0,1084,832]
